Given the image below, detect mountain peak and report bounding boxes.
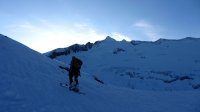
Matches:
[104,36,116,41]
[181,37,199,41]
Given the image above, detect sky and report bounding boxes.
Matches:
[0,0,200,53]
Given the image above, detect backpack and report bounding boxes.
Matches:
[71,56,83,70]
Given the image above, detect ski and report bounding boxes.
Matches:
[59,83,86,95]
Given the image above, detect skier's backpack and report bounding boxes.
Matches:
[72,56,83,69]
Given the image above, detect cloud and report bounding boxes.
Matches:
[74,23,89,30]
[9,17,133,52]
[17,22,38,33]
[133,20,162,41]
[111,32,131,41]
[9,19,107,52]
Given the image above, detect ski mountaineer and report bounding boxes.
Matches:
[68,56,83,89]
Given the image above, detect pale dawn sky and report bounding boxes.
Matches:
[0,0,200,52]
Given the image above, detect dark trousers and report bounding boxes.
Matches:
[69,69,79,86]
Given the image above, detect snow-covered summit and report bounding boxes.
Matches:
[44,36,116,59]
[104,36,116,42]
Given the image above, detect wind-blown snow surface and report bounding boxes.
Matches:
[0,34,200,112]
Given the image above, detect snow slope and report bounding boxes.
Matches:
[0,34,200,112]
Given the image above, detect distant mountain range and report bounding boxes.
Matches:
[45,36,200,91]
